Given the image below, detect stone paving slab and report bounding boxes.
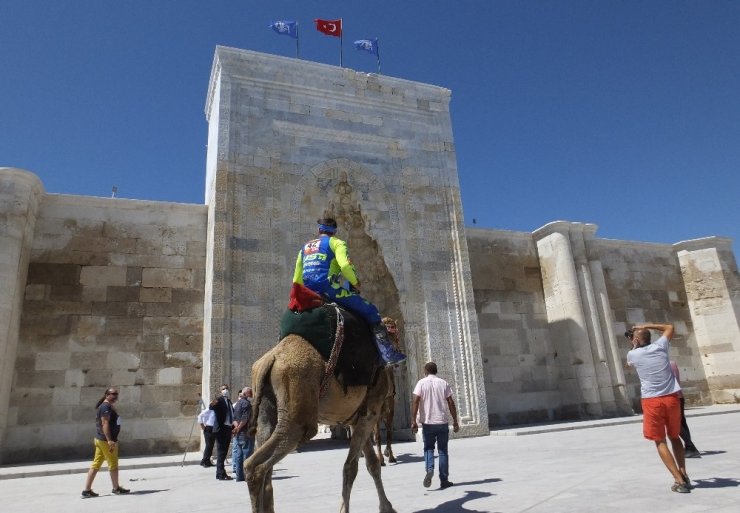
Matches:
[0,406,738,513]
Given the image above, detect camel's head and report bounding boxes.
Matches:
[381,317,401,351]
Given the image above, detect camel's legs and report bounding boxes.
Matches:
[373,423,385,466]
[247,388,278,513]
[340,420,367,513]
[247,419,305,513]
[362,437,397,513]
[248,354,321,513]
[341,413,396,513]
[384,403,396,464]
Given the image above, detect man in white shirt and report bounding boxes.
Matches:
[411,362,459,490]
[626,323,691,493]
[197,407,216,468]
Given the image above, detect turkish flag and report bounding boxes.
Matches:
[315,18,342,37]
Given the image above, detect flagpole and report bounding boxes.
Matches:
[296,23,300,59]
[376,39,381,74]
[340,18,343,67]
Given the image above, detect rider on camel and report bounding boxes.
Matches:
[292,217,406,366]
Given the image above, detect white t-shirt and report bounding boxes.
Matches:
[413,374,453,425]
[198,408,216,427]
[627,336,681,399]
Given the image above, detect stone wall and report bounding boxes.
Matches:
[467,228,560,426]
[0,169,44,463]
[593,239,709,410]
[467,223,740,427]
[676,238,740,403]
[3,193,207,463]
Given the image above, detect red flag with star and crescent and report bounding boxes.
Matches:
[315,18,342,37]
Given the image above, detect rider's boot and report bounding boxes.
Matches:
[372,323,406,366]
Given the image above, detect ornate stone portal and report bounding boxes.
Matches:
[202,47,489,436]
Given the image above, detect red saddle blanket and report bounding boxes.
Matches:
[288,283,325,312]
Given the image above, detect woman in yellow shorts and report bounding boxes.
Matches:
[81,388,130,498]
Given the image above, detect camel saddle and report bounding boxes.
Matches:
[280,284,381,387]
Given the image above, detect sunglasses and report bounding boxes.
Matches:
[108,392,119,396]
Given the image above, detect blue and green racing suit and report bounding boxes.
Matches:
[293,234,381,324]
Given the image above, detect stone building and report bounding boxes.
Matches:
[1,48,738,464]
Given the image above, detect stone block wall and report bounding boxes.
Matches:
[593,239,709,409]
[4,194,207,463]
[467,225,737,427]
[0,169,44,463]
[675,238,740,403]
[467,228,560,425]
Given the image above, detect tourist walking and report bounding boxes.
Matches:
[411,362,459,489]
[627,323,691,493]
[81,388,130,498]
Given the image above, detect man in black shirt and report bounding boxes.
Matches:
[209,384,235,480]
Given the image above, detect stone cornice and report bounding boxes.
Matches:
[0,167,45,194]
[674,236,734,253]
[532,220,598,240]
[206,46,452,120]
[42,193,207,213]
[215,46,450,96]
[205,51,222,121]
[466,226,534,241]
[594,238,673,251]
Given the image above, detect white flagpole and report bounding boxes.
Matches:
[376,39,381,74]
[296,23,300,59]
[340,18,343,67]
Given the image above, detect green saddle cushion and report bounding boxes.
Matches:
[279,307,335,360]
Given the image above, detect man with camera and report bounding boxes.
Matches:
[626,323,691,493]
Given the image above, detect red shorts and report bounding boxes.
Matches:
[641,392,681,441]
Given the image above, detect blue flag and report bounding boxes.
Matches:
[269,20,298,39]
[354,38,379,57]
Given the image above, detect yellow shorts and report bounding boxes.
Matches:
[91,438,119,471]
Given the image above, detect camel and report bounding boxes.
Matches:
[245,313,398,513]
[372,317,400,466]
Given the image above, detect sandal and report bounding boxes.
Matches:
[681,472,694,490]
[671,481,690,493]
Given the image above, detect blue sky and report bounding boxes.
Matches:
[2,1,739,255]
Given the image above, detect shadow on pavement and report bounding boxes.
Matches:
[697,450,726,457]
[295,438,349,453]
[412,490,496,513]
[389,452,424,464]
[272,474,297,481]
[433,478,502,488]
[693,477,740,488]
[129,489,169,495]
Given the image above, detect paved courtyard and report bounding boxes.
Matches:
[1,406,738,513]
